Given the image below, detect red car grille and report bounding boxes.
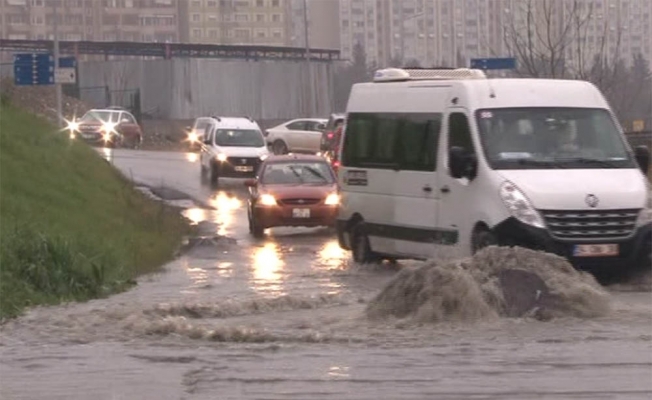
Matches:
[278,198,321,206]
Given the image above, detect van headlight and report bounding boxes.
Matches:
[260,154,268,161]
[636,193,652,226]
[499,181,546,229]
[216,153,227,162]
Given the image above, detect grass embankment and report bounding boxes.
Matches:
[0,105,190,319]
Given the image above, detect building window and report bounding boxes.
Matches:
[209,29,218,38]
[192,13,201,22]
[191,0,201,7]
[207,0,217,6]
[272,0,279,6]
[256,30,266,38]
[256,14,265,22]
[235,14,249,22]
[193,29,202,38]
[256,0,264,6]
[272,14,281,22]
[32,15,44,25]
[235,29,249,38]
[272,29,282,38]
[32,0,44,6]
[235,0,250,6]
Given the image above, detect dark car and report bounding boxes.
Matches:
[319,113,345,152]
[244,154,340,238]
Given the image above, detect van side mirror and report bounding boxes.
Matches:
[634,145,650,174]
[449,146,478,180]
[244,179,257,187]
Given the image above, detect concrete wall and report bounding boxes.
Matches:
[77,58,334,120]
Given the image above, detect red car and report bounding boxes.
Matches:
[245,154,340,238]
[73,108,143,148]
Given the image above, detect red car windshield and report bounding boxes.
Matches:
[261,162,334,185]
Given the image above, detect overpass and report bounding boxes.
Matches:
[0,39,340,62]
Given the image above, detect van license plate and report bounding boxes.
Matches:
[292,208,310,218]
[573,244,619,257]
[234,166,253,172]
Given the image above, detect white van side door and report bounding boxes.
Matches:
[436,109,481,259]
[393,113,443,259]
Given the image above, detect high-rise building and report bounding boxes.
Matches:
[339,0,652,69]
[1,0,181,43]
[288,0,339,50]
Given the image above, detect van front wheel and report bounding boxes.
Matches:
[351,223,379,264]
[471,227,498,254]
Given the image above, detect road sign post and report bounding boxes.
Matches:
[470,57,517,71]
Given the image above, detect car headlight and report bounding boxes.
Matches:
[260,154,268,161]
[216,153,227,162]
[188,132,198,143]
[259,194,277,206]
[499,181,545,229]
[67,121,79,132]
[102,132,112,142]
[324,193,340,206]
[102,122,116,133]
[636,193,652,226]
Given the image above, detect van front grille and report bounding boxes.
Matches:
[540,209,639,240]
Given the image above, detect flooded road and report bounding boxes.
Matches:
[1,149,651,400]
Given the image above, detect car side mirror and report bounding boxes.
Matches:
[449,146,478,180]
[634,145,650,174]
[244,179,257,187]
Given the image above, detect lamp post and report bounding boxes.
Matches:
[303,0,314,117]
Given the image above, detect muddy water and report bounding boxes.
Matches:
[1,150,651,399]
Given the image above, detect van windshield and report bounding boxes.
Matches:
[475,108,636,170]
[214,129,265,147]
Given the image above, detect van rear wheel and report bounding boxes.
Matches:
[351,223,379,264]
[471,227,498,254]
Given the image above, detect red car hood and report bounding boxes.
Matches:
[261,184,337,199]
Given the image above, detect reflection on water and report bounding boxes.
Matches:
[328,365,351,379]
[318,240,348,270]
[185,152,199,163]
[251,242,286,296]
[216,261,234,278]
[208,192,242,236]
[184,208,207,225]
[182,259,209,294]
[101,147,113,162]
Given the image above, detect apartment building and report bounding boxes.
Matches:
[340,0,652,69]
[288,0,339,50]
[1,0,181,42]
[181,0,293,45]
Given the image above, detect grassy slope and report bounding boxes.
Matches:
[0,105,190,319]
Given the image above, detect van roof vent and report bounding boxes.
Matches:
[373,67,487,82]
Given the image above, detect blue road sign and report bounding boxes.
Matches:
[59,56,76,68]
[14,53,54,86]
[470,57,517,70]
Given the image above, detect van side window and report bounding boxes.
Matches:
[448,112,475,154]
[342,112,440,171]
[399,114,440,171]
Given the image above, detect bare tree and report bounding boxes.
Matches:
[502,0,623,83]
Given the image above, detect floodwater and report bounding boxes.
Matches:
[1,149,650,400]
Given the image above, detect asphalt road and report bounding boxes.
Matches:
[0,148,650,400]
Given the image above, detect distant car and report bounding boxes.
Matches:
[244,154,340,237]
[73,108,142,148]
[199,116,270,187]
[265,118,327,155]
[186,116,215,151]
[319,113,345,152]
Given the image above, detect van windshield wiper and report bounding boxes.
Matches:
[554,157,626,168]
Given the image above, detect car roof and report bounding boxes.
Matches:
[209,117,260,130]
[264,154,328,163]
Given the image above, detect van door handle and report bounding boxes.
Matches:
[440,185,450,193]
[423,185,432,193]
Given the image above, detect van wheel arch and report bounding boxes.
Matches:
[471,222,498,255]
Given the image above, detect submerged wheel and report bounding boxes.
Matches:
[272,140,288,155]
[471,227,498,254]
[209,162,220,187]
[351,223,378,264]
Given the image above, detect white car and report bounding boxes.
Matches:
[265,118,327,155]
[199,117,270,186]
